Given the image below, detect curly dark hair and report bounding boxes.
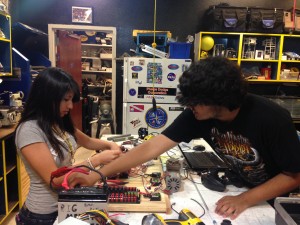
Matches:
[17,67,80,161]
[177,57,248,111]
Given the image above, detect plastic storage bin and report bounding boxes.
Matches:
[169,42,192,59]
[267,96,300,118]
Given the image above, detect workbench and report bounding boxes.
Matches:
[54,136,276,225]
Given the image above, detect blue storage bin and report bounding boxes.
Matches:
[169,42,192,59]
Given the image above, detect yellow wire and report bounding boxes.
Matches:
[152,0,157,99]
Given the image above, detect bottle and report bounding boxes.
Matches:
[265,64,271,80]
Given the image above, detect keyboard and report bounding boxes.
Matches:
[183,151,228,170]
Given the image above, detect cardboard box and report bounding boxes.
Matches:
[100,53,112,59]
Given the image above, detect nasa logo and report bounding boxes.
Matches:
[167,73,176,81]
[129,89,136,96]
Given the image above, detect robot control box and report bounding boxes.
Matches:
[58,187,108,223]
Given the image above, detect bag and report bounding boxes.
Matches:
[204,5,248,32]
[248,8,284,33]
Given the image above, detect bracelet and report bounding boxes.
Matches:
[87,157,95,170]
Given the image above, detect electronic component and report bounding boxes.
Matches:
[150,193,161,201]
[150,177,161,186]
[165,158,181,193]
[166,158,181,171]
[165,172,181,193]
[151,172,161,178]
[108,186,141,204]
[77,209,129,225]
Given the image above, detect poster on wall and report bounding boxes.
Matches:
[71,6,93,24]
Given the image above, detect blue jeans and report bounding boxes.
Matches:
[15,204,58,225]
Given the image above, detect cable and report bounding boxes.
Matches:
[151,0,157,115]
[170,202,179,214]
[190,198,206,218]
[190,173,217,225]
[74,165,108,191]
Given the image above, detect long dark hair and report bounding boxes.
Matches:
[17,67,80,160]
[177,57,248,111]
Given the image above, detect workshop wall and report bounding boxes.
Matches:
[9,0,300,133]
[10,0,300,57]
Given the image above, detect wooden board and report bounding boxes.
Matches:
[74,147,171,214]
[108,159,171,213]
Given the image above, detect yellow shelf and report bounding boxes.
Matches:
[195,32,300,83]
[0,126,26,225]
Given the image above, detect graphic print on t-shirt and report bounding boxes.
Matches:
[210,128,270,186]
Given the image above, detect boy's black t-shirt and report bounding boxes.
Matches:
[162,93,300,186]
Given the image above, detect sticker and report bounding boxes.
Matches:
[130,118,142,129]
[167,73,176,81]
[147,62,162,84]
[139,59,145,65]
[145,95,165,100]
[131,66,143,72]
[130,61,134,66]
[132,73,138,79]
[169,106,185,111]
[168,64,179,70]
[138,87,177,96]
[135,80,142,85]
[129,88,136,96]
[130,105,144,112]
[145,107,168,129]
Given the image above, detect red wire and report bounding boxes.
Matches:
[61,168,89,190]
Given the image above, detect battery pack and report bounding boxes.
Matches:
[58,187,108,223]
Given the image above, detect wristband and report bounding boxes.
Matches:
[87,157,95,170]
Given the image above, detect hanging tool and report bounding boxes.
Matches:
[140,44,169,58]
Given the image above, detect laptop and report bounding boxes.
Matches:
[178,143,228,171]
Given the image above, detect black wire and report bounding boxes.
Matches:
[74,165,108,191]
[177,143,183,152]
[170,202,179,215]
[190,198,206,218]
